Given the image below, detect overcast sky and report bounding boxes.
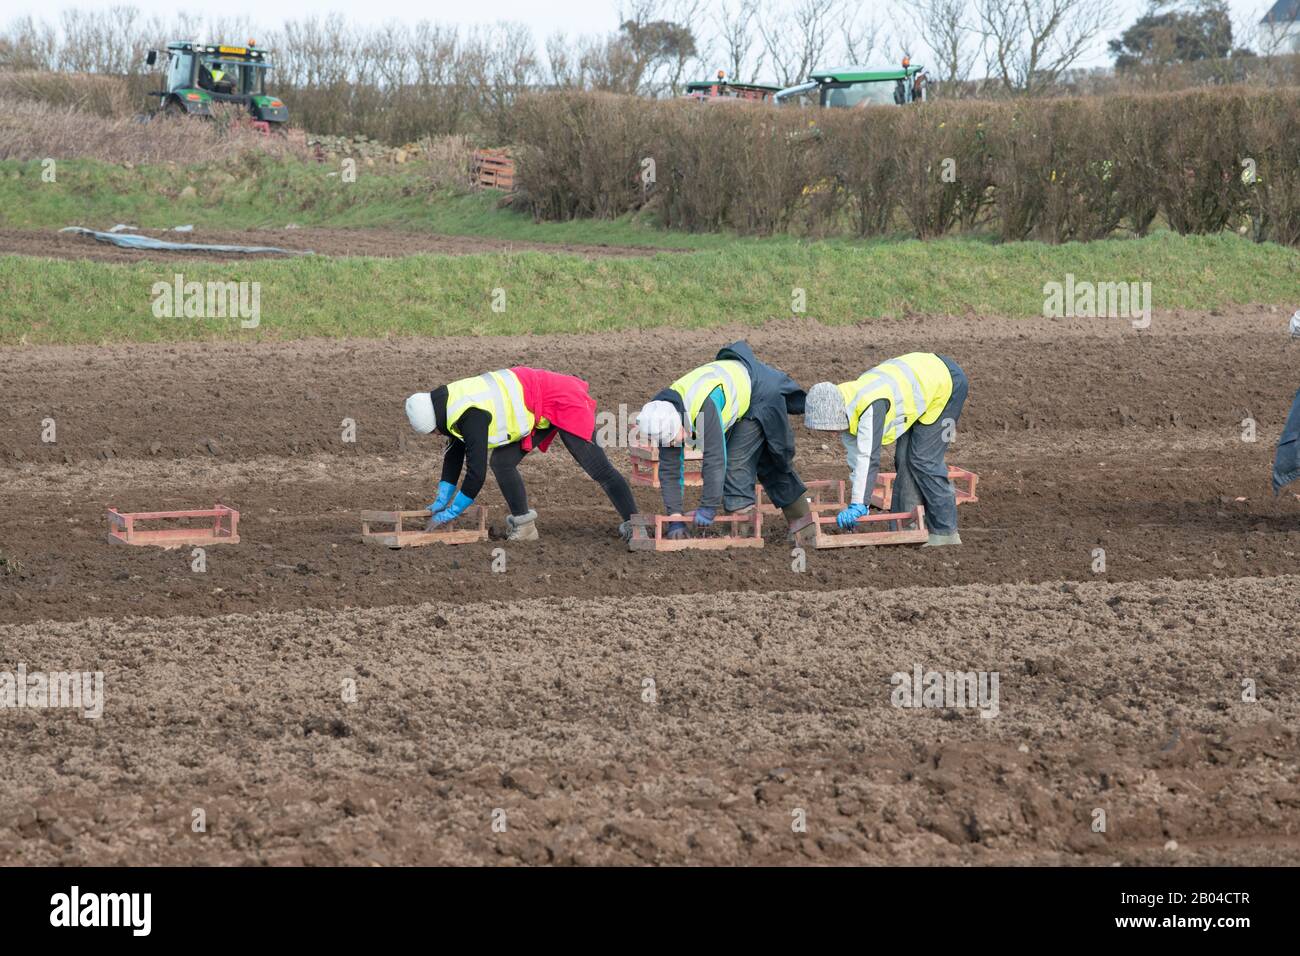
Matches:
[7,0,1282,72]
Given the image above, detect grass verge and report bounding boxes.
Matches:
[1,232,1295,345]
[0,157,724,249]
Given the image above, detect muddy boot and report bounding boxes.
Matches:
[922,531,961,547]
[781,496,811,539]
[506,509,539,541]
[617,520,634,543]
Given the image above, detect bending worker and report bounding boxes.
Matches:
[405,367,638,541]
[803,352,968,547]
[635,341,810,539]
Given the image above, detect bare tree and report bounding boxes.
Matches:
[666,0,707,93]
[842,7,887,65]
[577,33,642,93]
[1243,1,1297,57]
[54,6,146,74]
[545,32,578,88]
[713,0,765,81]
[463,22,539,121]
[0,15,60,71]
[370,21,414,88]
[758,0,840,85]
[908,0,979,89]
[274,14,356,87]
[976,0,1116,94]
[202,17,258,49]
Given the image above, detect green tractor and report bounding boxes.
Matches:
[145,40,288,130]
[774,59,927,108]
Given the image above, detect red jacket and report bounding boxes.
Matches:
[511,366,597,452]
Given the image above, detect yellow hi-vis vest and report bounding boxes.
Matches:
[445,369,534,448]
[669,360,752,434]
[838,353,953,445]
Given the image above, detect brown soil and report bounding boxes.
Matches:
[3,312,1299,624]
[0,226,681,262]
[1,577,1298,866]
[2,310,1299,864]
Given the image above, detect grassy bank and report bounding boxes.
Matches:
[0,157,724,249]
[2,232,1295,345]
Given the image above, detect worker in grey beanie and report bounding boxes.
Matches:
[805,352,968,546]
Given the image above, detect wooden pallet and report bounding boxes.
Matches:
[472,149,515,190]
[872,466,980,509]
[629,442,704,488]
[107,505,240,549]
[948,466,980,503]
[756,479,846,513]
[361,507,488,548]
[627,509,764,551]
[754,468,977,514]
[789,504,929,549]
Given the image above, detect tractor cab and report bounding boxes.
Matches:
[775,60,927,107]
[145,41,288,128]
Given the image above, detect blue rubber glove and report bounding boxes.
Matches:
[666,521,690,540]
[427,480,456,514]
[694,505,716,527]
[837,503,868,529]
[431,491,475,525]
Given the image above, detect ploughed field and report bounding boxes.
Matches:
[2,313,1298,864]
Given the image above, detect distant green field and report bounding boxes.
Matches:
[2,228,1295,345]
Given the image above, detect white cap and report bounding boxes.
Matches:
[635,400,684,446]
[405,392,436,434]
[1289,310,1300,339]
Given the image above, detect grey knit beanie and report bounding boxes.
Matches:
[803,382,849,430]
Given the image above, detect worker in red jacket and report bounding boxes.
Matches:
[406,367,638,541]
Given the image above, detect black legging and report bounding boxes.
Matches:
[490,428,638,521]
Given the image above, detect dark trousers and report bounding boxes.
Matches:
[891,356,968,535]
[721,418,807,511]
[490,428,638,521]
[1274,385,1300,495]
